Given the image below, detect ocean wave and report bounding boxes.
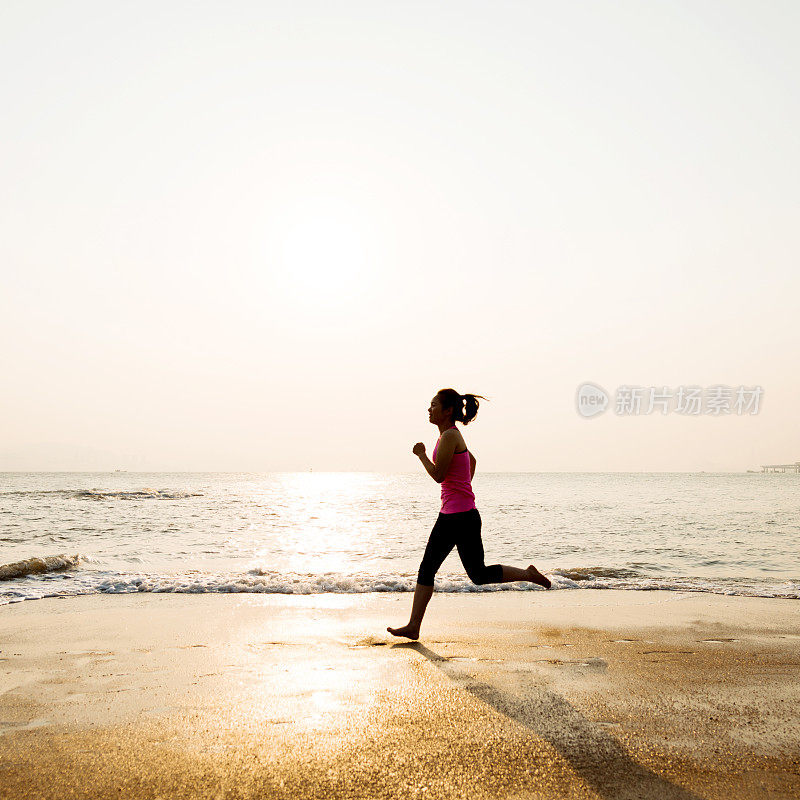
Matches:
[0,489,203,500]
[553,566,644,580]
[0,553,84,581]
[1,567,798,604]
[72,489,203,501]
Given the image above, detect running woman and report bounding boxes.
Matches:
[387,389,551,640]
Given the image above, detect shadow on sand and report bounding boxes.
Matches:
[392,642,703,800]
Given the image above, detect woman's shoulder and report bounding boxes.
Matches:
[444,427,467,452]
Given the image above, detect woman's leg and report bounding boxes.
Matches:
[386,583,433,641]
[457,510,552,588]
[499,564,551,587]
[388,515,456,640]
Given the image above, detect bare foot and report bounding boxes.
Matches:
[387,624,420,640]
[527,565,552,589]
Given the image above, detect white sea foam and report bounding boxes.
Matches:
[1,565,797,605]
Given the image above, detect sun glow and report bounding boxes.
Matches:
[270,201,376,310]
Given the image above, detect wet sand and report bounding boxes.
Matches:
[1,590,799,799]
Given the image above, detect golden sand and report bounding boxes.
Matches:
[1,590,798,799]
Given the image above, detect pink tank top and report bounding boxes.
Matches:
[432,426,476,514]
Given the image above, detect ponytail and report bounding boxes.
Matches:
[436,388,488,426]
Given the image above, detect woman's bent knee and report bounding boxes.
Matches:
[467,565,503,586]
[466,570,489,585]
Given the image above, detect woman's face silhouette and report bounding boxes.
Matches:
[428,395,450,426]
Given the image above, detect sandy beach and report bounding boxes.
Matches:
[1,590,798,799]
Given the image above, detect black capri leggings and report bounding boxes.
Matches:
[417,508,503,587]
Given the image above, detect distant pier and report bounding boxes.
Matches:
[760,462,800,473]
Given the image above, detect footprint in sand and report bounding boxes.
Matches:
[531,657,608,672]
[642,650,697,655]
[350,637,387,648]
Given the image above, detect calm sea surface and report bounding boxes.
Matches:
[1,472,798,605]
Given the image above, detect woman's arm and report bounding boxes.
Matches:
[413,432,458,484]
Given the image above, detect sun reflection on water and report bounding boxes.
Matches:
[247,472,386,576]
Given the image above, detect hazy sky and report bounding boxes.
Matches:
[1,1,798,472]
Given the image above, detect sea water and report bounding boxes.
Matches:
[1,471,798,605]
